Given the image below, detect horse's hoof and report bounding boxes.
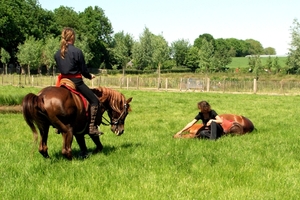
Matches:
[92,149,101,154]
[79,151,90,159]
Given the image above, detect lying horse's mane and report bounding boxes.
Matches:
[92,87,131,113]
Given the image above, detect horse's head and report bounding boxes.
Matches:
[108,97,132,135]
[92,87,132,136]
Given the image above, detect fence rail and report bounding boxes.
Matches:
[1,74,300,95]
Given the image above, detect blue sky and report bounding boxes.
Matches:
[38,0,300,55]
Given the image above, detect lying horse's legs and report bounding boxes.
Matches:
[61,126,73,160]
[38,125,50,158]
[89,134,103,154]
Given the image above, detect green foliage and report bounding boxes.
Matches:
[286,18,300,74]
[42,36,59,75]
[171,39,191,67]
[0,48,10,64]
[199,38,214,73]
[0,85,38,105]
[110,31,134,70]
[16,36,43,76]
[245,39,264,55]
[1,86,300,199]
[78,6,113,68]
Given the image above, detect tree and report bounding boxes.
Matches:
[110,31,134,74]
[171,39,190,67]
[245,39,264,55]
[265,56,273,72]
[79,6,113,69]
[0,48,11,74]
[151,34,169,88]
[16,36,42,76]
[213,38,233,71]
[248,55,262,79]
[152,35,169,68]
[0,0,55,61]
[286,18,300,74]
[272,57,281,74]
[264,47,276,55]
[184,46,200,72]
[132,27,154,70]
[226,38,249,57]
[194,33,215,50]
[53,6,81,31]
[41,36,59,75]
[198,38,214,73]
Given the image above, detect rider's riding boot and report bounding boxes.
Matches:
[89,105,101,135]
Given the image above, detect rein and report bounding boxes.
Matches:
[101,104,128,126]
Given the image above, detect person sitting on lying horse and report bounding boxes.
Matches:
[175,100,223,140]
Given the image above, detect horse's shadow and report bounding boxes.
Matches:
[50,142,142,161]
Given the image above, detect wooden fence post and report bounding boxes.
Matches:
[206,77,210,92]
[165,78,168,91]
[253,79,257,94]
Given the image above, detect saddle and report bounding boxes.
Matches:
[221,118,243,134]
[58,78,89,116]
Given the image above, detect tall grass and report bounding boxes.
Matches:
[0,86,300,199]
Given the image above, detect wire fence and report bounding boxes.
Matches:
[1,74,300,95]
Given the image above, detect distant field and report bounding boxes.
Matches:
[227,56,288,69]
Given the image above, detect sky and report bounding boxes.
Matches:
[38,0,300,55]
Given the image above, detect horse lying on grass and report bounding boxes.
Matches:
[173,114,255,139]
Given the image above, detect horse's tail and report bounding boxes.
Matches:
[22,93,44,142]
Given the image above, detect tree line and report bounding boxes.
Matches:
[1,0,300,75]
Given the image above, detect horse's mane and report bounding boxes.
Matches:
[92,87,129,114]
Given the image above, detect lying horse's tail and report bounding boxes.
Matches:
[22,93,45,142]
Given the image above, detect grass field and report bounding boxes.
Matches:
[0,85,300,199]
[227,56,288,69]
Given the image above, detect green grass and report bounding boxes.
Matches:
[0,86,300,199]
[227,56,288,69]
[0,85,38,105]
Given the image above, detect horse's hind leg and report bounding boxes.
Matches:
[89,134,103,154]
[38,125,50,158]
[61,127,74,160]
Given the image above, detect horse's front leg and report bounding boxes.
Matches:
[38,126,50,158]
[74,134,89,159]
[61,126,73,160]
[89,134,103,154]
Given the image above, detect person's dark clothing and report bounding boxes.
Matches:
[194,110,223,140]
[54,44,91,78]
[54,44,98,106]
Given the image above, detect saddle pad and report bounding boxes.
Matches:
[221,118,234,133]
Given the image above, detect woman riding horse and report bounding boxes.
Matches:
[54,27,100,135]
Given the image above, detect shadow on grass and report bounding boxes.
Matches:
[49,142,142,161]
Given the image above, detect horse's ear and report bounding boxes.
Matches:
[126,97,132,104]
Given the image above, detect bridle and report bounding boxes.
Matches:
[101,103,129,127]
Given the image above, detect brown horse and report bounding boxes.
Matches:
[173,114,254,138]
[22,85,132,159]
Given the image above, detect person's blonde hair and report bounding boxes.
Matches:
[60,27,75,59]
[197,101,211,113]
